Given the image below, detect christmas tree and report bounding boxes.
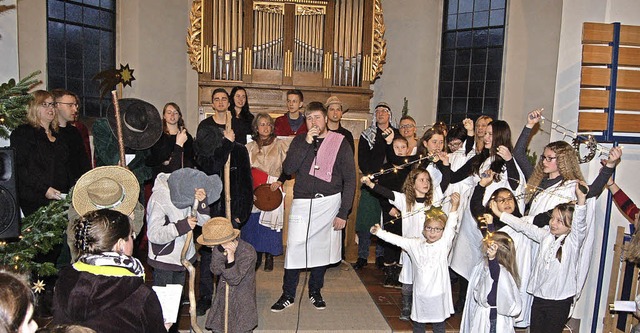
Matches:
[0,71,41,139]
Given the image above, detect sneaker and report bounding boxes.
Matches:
[270,294,294,312]
[351,258,368,270]
[309,291,326,310]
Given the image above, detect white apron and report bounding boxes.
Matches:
[284,193,342,269]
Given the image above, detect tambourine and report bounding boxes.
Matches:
[253,184,283,211]
[572,135,597,164]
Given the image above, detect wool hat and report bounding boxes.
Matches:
[197,217,240,246]
[325,96,348,113]
[167,168,223,209]
[72,166,140,216]
[375,102,391,112]
[107,98,162,150]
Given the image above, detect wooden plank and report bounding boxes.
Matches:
[582,45,612,65]
[578,112,640,132]
[579,89,608,109]
[580,90,640,111]
[618,69,640,90]
[603,227,625,333]
[581,67,610,87]
[583,22,613,44]
[621,24,640,46]
[619,47,640,67]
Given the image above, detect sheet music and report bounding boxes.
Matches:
[152,284,183,323]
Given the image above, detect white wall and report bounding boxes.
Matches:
[0,0,18,147]
[548,0,640,331]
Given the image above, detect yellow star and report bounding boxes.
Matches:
[118,63,136,87]
[32,280,46,294]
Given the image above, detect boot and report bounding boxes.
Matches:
[255,252,263,271]
[352,258,368,270]
[382,266,394,288]
[399,294,412,321]
[391,265,402,289]
[264,253,274,272]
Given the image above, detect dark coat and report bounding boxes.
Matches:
[9,124,71,215]
[145,131,195,179]
[58,125,91,184]
[52,265,166,333]
[206,239,258,333]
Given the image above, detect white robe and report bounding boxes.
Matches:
[460,261,522,333]
[284,193,342,269]
[376,211,460,323]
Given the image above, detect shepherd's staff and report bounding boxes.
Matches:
[223,110,232,333]
[181,199,203,333]
[110,91,126,167]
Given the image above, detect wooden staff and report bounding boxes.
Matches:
[180,203,203,333]
[223,110,232,333]
[110,90,126,167]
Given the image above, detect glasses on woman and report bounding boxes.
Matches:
[448,140,463,150]
[540,155,558,162]
[424,226,444,233]
[41,102,55,108]
[494,196,515,204]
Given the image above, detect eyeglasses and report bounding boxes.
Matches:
[56,102,79,108]
[448,141,463,149]
[494,196,515,204]
[540,155,558,162]
[40,102,55,108]
[424,227,444,233]
[399,124,415,130]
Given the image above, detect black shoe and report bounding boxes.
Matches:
[196,297,211,316]
[271,294,294,312]
[375,256,385,269]
[351,258,368,270]
[255,252,263,271]
[309,291,326,310]
[264,253,274,272]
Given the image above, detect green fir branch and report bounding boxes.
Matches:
[0,71,42,139]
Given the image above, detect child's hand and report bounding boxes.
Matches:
[526,108,543,128]
[389,207,400,219]
[487,242,498,260]
[450,192,460,211]
[270,181,282,191]
[604,146,622,168]
[383,128,395,144]
[463,118,474,136]
[187,216,197,230]
[222,240,238,262]
[437,151,449,166]
[360,176,375,188]
[370,224,381,235]
[575,181,588,205]
[481,213,494,225]
[496,145,512,161]
[489,200,502,217]
[195,188,207,202]
[479,170,494,187]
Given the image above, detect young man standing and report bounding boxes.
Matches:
[270,101,356,312]
[52,89,91,184]
[325,96,354,152]
[274,89,307,136]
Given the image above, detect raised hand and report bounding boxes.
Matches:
[604,146,622,168]
[479,169,494,187]
[463,118,474,136]
[526,108,544,128]
[496,145,512,161]
[450,192,460,211]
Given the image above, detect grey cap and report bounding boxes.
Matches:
[168,168,222,209]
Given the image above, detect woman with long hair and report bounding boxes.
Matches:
[10,90,71,215]
[52,209,166,332]
[146,102,195,180]
[241,113,290,271]
[228,86,255,144]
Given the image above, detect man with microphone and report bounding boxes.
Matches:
[270,101,356,312]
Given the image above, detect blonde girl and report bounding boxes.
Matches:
[362,168,436,321]
[370,193,461,333]
[491,182,588,333]
[460,215,522,333]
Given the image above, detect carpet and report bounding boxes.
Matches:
[193,257,391,332]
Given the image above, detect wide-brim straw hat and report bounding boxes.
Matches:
[107,98,162,150]
[72,166,140,216]
[197,217,240,246]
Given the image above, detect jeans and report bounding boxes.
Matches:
[356,230,384,260]
[282,265,327,298]
[412,321,445,333]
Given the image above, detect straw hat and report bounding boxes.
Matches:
[197,217,240,246]
[325,96,348,113]
[72,166,140,216]
[107,98,162,150]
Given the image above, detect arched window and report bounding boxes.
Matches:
[437,0,506,125]
[47,0,116,117]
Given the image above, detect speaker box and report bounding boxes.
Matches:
[0,147,20,239]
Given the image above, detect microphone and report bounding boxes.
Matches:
[312,135,319,154]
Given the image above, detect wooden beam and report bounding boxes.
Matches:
[582,22,613,44]
[582,45,611,65]
[617,91,640,111]
[580,90,640,111]
[581,67,610,87]
[578,112,640,132]
[620,47,640,67]
[618,69,640,90]
[621,24,640,46]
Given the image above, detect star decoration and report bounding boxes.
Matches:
[32,280,46,294]
[118,63,135,87]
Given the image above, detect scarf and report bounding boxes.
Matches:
[308,131,344,183]
[77,252,145,276]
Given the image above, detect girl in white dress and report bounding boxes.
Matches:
[370,193,461,333]
[460,214,522,333]
[362,168,441,321]
[491,182,588,333]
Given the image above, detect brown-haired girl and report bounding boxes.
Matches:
[0,270,38,333]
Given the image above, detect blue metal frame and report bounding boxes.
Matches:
[591,22,628,333]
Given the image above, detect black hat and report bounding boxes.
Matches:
[107,98,162,150]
